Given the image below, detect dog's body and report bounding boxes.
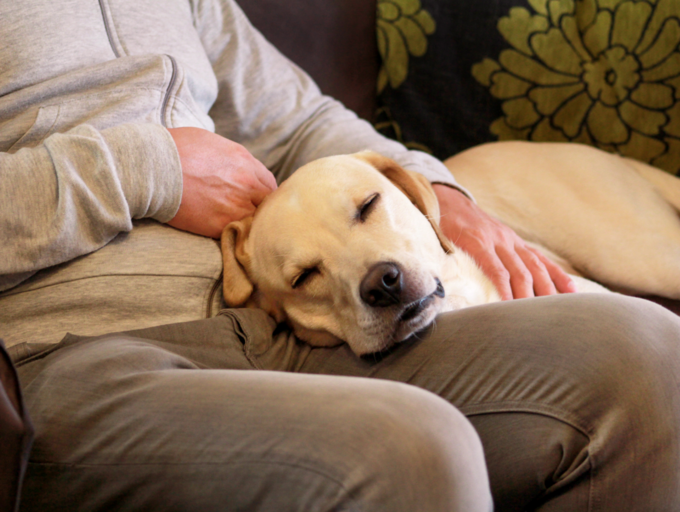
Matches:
[445,142,680,299]
[222,144,680,356]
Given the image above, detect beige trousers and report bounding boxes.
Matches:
[14,294,680,511]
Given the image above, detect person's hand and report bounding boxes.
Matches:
[167,127,277,238]
[432,184,576,300]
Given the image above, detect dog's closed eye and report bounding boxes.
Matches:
[292,266,320,289]
[357,193,380,223]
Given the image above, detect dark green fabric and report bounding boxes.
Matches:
[376,0,680,175]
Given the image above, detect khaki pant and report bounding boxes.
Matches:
[14,294,680,511]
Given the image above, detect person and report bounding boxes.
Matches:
[2,0,680,510]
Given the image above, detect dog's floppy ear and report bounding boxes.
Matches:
[220,217,254,307]
[354,151,456,253]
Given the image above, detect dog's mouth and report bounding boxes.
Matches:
[398,279,445,323]
[348,278,446,357]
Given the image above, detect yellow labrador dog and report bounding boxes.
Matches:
[221,144,680,356]
[223,151,501,356]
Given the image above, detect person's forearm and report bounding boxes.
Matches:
[0,123,182,291]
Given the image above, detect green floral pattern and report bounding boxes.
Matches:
[472,0,680,173]
[377,0,436,93]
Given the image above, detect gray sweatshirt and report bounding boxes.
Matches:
[0,0,461,348]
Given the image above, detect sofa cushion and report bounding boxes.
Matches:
[237,0,380,121]
[376,0,680,176]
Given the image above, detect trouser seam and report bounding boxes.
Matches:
[12,333,82,367]
[460,401,593,438]
[218,309,266,370]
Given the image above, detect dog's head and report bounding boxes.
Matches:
[221,151,457,355]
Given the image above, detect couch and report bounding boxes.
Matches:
[4,0,680,509]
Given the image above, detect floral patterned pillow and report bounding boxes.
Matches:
[376,0,680,175]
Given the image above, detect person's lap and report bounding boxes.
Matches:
[14,294,680,511]
[252,293,680,510]
[15,309,491,511]
[294,294,680,511]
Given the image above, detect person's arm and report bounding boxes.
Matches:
[191,0,458,190]
[191,0,573,298]
[0,123,182,291]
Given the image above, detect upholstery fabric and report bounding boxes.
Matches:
[376,0,680,175]
[237,0,380,121]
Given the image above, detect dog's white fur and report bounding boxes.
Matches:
[222,144,680,356]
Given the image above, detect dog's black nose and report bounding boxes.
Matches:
[360,262,402,307]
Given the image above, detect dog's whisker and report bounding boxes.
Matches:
[429,318,438,338]
[450,227,464,247]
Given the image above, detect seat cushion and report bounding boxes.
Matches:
[237,0,380,121]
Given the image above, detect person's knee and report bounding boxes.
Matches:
[451,294,680,510]
[410,294,680,510]
[525,295,679,431]
[334,381,492,511]
[559,295,680,505]
[568,296,679,412]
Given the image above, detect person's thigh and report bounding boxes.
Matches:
[16,313,491,512]
[250,294,680,511]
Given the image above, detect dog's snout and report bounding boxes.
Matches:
[360,262,403,307]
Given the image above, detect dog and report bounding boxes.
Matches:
[221,144,680,356]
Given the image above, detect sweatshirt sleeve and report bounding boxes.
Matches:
[191,0,469,194]
[0,122,182,291]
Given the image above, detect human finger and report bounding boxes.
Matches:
[529,247,577,294]
[514,244,558,296]
[254,164,278,193]
[248,166,278,207]
[464,245,513,301]
[495,244,535,299]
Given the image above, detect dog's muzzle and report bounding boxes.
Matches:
[399,279,445,321]
[360,262,445,309]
